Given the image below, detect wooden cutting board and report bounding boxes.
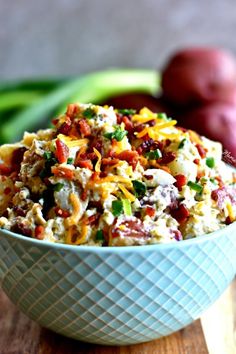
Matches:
[0,279,235,354]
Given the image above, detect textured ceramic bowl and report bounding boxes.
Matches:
[0,223,236,345]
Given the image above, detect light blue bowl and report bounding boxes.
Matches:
[0,223,236,345]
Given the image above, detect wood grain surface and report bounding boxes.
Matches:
[0,290,208,354]
[0,280,235,354]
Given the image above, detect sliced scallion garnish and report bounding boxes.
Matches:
[145,149,162,160]
[206,157,215,168]
[132,180,147,198]
[112,200,124,216]
[122,199,132,216]
[187,181,203,194]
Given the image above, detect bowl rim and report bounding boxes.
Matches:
[0,221,236,253]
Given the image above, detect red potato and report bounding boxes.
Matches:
[180,102,236,158]
[162,48,236,106]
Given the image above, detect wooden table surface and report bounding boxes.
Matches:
[0,279,235,354]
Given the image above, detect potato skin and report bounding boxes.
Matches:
[181,102,236,158]
[162,48,236,106]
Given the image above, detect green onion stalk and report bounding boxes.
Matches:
[0,69,159,144]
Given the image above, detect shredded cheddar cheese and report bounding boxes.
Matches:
[65,223,88,245]
[136,120,178,140]
[118,184,136,202]
[65,193,81,228]
[226,203,235,222]
[57,134,89,148]
[93,148,102,172]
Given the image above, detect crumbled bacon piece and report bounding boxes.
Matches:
[3,187,11,195]
[11,147,26,172]
[58,117,72,135]
[165,139,172,147]
[91,172,100,180]
[137,139,153,155]
[174,174,187,191]
[171,204,190,224]
[86,213,100,226]
[196,144,207,158]
[101,158,119,166]
[88,138,103,153]
[86,152,97,161]
[193,158,200,165]
[197,170,205,180]
[107,149,116,158]
[142,133,151,141]
[137,139,163,155]
[134,124,146,133]
[143,174,153,180]
[100,171,108,178]
[66,103,78,118]
[35,225,45,240]
[52,118,59,126]
[76,159,93,170]
[55,207,71,218]
[225,216,232,225]
[81,190,88,201]
[11,223,32,237]
[55,139,70,164]
[116,113,123,124]
[13,206,26,217]
[116,150,139,170]
[145,206,155,217]
[159,152,176,164]
[148,119,156,127]
[77,119,91,137]
[122,116,134,132]
[215,176,224,188]
[0,164,12,176]
[51,166,74,180]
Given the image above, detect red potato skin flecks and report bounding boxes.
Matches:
[110,218,150,239]
[162,47,236,106]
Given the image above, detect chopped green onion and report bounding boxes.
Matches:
[200,177,208,183]
[95,229,105,241]
[117,108,136,115]
[157,113,167,119]
[157,112,171,121]
[67,157,74,164]
[83,107,96,119]
[178,138,187,149]
[40,152,57,178]
[104,126,128,142]
[210,177,217,184]
[112,200,124,216]
[132,180,147,198]
[122,199,132,216]
[43,151,53,160]
[206,157,215,168]
[145,149,162,160]
[53,183,64,192]
[187,181,203,194]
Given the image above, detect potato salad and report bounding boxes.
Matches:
[0,103,235,246]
